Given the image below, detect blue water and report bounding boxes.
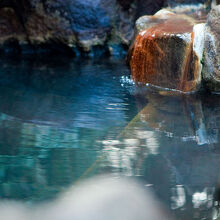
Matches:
[0,56,219,219]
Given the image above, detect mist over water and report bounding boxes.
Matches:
[0,56,219,219]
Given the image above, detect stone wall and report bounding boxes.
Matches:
[202,5,220,92]
[0,0,212,56]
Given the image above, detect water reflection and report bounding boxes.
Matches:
[102,90,220,220]
[0,57,219,219]
[0,57,133,202]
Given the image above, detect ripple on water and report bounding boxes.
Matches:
[0,57,219,219]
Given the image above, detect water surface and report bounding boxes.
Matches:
[0,56,219,220]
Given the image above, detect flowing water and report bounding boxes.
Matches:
[0,56,219,219]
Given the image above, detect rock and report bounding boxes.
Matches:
[0,0,127,53]
[135,0,210,18]
[24,0,113,53]
[129,9,205,93]
[0,7,26,53]
[136,0,165,17]
[0,0,138,55]
[135,9,175,33]
[202,5,220,92]
[165,0,209,7]
[0,0,211,56]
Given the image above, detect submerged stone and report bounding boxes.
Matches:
[129,9,205,93]
[202,5,220,92]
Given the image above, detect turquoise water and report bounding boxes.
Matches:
[0,56,219,219]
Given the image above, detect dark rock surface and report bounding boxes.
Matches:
[0,0,212,56]
[203,5,220,92]
[0,0,135,56]
[165,0,208,7]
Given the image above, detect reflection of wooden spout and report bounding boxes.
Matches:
[134,92,210,145]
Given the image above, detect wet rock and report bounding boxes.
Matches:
[0,0,139,55]
[129,9,205,93]
[165,0,209,7]
[136,0,165,17]
[202,5,220,92]
[0,7,26,52]
[134,0,210,18]
[0,0,210,56]
[25,0,113,53]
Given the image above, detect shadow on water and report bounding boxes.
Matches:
[0,56,220,219]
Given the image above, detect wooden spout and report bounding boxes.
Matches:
[129,13,203,93]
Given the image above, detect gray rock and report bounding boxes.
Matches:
[0,0,212,56]
[165,0,209,7]
[0,0,137,55]
[202,5,220,91]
